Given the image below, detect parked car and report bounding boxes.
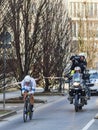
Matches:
[89,72,98,85]
[89,72,98,95]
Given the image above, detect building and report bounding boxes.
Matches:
[66,0,98,68]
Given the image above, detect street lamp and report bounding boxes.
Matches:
[0,30,11,109]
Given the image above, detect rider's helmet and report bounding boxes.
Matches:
[24,75,31,83]
[74,66,81,73]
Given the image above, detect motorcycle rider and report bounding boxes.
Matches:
[72,66,83,82]
[21,75,36,112]
[68,66,82,104]
[68,65,90,103]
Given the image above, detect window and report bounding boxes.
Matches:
[94,3,97,17]
[72,22,76,37]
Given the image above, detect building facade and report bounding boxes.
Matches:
[67,0,98,39]
[66,0,98,68]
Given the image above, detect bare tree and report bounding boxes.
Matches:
[2,0,45,81]
[1,0,73,92]
[0,0,11,86]
[35,0,72,91]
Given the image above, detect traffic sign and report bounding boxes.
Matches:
[0,31,11,43]
[0,44,11,48]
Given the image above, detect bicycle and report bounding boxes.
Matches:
[23,94,33,122]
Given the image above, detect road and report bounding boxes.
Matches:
[0,94,98,130]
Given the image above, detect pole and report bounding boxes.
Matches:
[0,30,11,109]
[3,35,7,109]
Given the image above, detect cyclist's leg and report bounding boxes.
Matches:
[23,92,28,113]
[23,92,28,101]
[30,94,34,111]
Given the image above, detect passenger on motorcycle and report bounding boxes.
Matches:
[79,55,87,74]
[21,75,36,111]
[70,55,87,75]
[70,55,80,71]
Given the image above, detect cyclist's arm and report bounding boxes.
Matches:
[29,86,36,94]
[21,80,26,94]
[29,78,36,94]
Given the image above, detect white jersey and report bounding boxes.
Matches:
[21,77,36,94]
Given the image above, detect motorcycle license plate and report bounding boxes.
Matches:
[74,88,79,90]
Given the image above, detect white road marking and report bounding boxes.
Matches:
[82,119,95,130]
[7,106,18,108]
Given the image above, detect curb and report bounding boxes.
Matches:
[94,113,98,119]
[0,98,47,104]
[0,110,17,120]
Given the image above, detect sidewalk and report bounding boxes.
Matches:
[0,91,65,120]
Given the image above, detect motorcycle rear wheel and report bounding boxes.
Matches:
[79,106,82,110]
[75,106,78,112]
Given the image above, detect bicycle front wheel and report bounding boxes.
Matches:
[29,104,33,120]
[23,103,28,122]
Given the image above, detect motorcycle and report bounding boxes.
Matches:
[68,73,87,112]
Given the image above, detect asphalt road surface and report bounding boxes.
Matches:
[0,95,98,130]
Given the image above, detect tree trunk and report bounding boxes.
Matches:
[44,78,50,92]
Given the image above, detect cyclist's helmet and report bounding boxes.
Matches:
[24,75,31,82]
[74,66,81,72]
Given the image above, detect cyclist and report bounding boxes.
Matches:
[21,75,36,112]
